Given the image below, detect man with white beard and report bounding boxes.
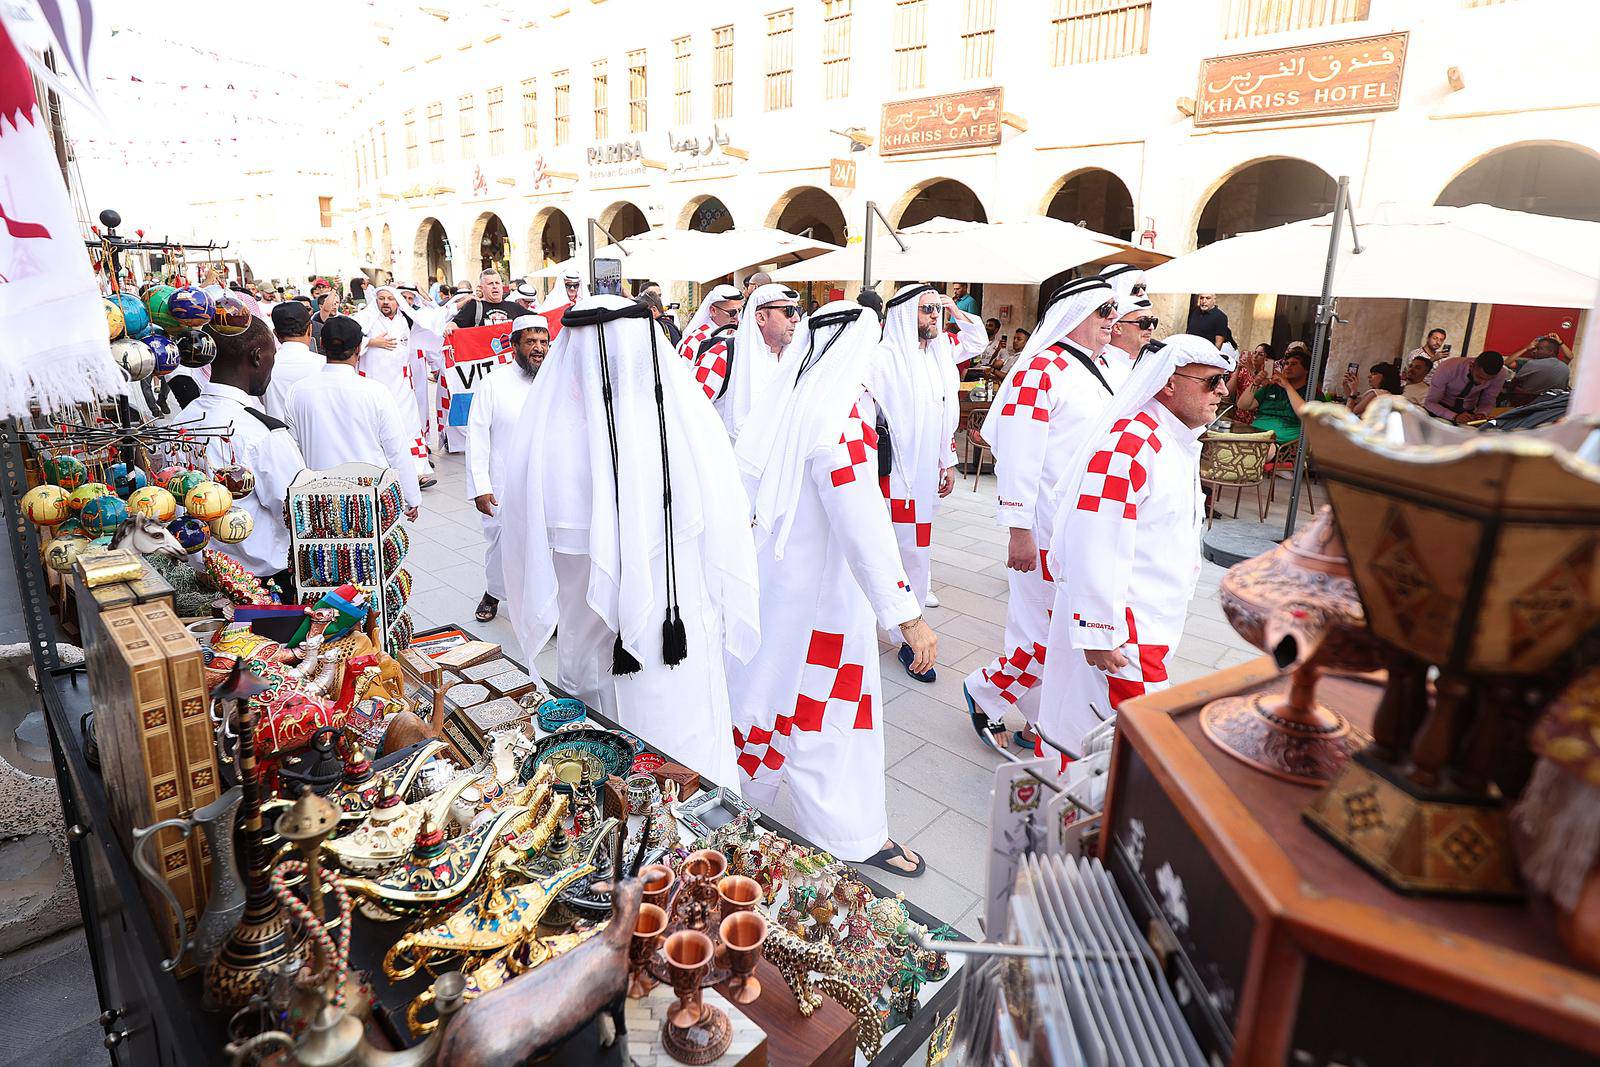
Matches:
[691,283,801,439]
[871,284,986,680]
[356,285,436,486]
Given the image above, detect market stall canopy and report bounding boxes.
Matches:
[1143,203,1600,309]
[527,227,839,284]
[770,216,1168,285]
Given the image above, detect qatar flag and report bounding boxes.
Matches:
[0,18,119,418]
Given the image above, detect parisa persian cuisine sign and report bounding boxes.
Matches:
[880,88,1003,156]
[1195,32,1407,127]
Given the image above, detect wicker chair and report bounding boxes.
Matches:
[1199,429,1275,525]
[965,409,991,491]
[1265,435,1318,517]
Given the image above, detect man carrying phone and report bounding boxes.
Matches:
[1236,348,1316,443]
[449,268,524,329]
[1407,327,1448,366]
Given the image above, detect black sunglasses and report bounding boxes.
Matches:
[917,303,942,314]
[762,304,801,319]
[1125,315,1159,330]
[1175,370,1229,391]
[1094,301,1118,320]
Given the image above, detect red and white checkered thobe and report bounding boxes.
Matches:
[727,396,920,861]
[358,311,432,477]
[678,320,715,363]
[966,342,1117,727]
[1038,400,1205,756]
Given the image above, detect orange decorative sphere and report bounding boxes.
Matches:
[184,480,233,521]
[23,485,71,526]
[209,506,254,544]
[127,485,178,522]
[67,482,111,514]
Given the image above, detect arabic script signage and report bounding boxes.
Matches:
[880,87,1003,157]
[667,123,738,177]
[1195,32,1407,127]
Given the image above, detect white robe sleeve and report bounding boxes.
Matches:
[950,313,987,366]
[991,354,1058,530]
[465,371,494,499]
[371,388,424,508]
[1056,419,1158,651]
[813,401,921,631]
[253,427,307,532]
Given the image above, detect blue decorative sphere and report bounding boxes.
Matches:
[145,333,181,375]
[176,328,217,368]
[168,286,214,329]
[80,494,129,538]
[112,293,151,339]
[109,462,149,499]
[167,515,211,553]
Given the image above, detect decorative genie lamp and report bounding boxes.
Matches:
[1292,398,1600,898]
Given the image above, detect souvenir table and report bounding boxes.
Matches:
[37,617,965,1066]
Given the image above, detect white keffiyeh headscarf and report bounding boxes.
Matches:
[681,284,742,347]
[871,284,960,507]
[734,300,880,559]
[980,277,1115,445]
[718,283,799,440]
[499,295,760,672]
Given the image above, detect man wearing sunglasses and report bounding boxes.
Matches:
[964,277,1123,748]
[872,284,988,680]
[677,283,744,363]
[693,283,802,437]
[1036,335,1231,763]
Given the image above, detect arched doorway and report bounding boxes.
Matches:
[1043,169,1135,241]
[414,217,452,286]
[894,178,987,228]
[1436,142,1600,222]
[363,227,374,266]
[1194,158,1336,351]
[380,224,394,279]
[529,207,577,272]
[681,195,735,234]
[470,212,511,278]
[766,186,848,246]
[600,201,650,241]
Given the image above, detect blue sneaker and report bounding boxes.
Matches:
[899,643,936,683]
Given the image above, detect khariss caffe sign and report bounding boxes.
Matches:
[880,88,1003,156]
[1196,32,1408,126]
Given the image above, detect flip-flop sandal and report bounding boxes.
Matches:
[861,840,926,878]
[475,593,499,622]
[1012,729,1039,751]
[963,683,1008,748]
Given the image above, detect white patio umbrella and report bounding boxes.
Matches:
[770,216,1152,285]
[1144,202,1600,309]
[526,227,838,284]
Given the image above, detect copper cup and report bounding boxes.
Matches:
[719,910,767,1005]
[716,875,760,923]
[641,863,676,911]
[662,929,713,1028]
[628,902,667,999]
[682,848,728,883]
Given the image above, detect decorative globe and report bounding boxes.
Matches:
[112,293,151,339]
[108,462,149,499]
[127,485,177,522]
[176,328,217,369]
[210,506,254,544]
[184,480,233,521]
[22,485,71,526]
[111,338,156,382]
[168,516,210,553]
[44,537,91,574]
[67,482,111,514]
[168,286,214,328]
[145,285,179,330]
[152,465,186,490]
[104,298,125,341]
[216,465,256,499]
[44,454,88,490]
[80,494,129,539]
[210,295,254,336]
[145,333,181,375]
[54,518,83,539]
[168,470,207,502]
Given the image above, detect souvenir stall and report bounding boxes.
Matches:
[933,399,1600,1066]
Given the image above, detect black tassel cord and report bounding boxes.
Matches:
[592,314,643,676]
[647,327,688,665]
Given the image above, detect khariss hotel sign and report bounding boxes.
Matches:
[1195,32,1407,126]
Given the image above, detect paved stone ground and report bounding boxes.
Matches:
[405,451,1256,939]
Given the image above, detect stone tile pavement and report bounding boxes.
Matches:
[405,451,1256,940]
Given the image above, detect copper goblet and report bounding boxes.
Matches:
[716,875,760,924]
[719,910,767,1005]
[662,929,714,1028]
[641,864,676,911]
[628,902,667,999]
[682,849,727,883]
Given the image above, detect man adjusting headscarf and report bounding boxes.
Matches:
[963,277,1122,748]
[677,284,743,363]
[357,285,433,482]
[1037,335,1232,761]
[727,301,936,874]
[692,283,800,439]
[871,283,986,682]
[398,285,467,456]
[498,295,760,784]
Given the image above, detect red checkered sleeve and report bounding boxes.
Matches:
[691,338,729,402]
[1061,412,1161,651]
[814,397,921,630]
[993,348,1068,530]
[678,323,710,363]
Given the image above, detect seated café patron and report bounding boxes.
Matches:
[1235,348,1318,443]
[1423,351,1508,425]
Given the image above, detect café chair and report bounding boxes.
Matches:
[1199,428,1275,526]
[1265,436,1319,518]
[964,410,991,492]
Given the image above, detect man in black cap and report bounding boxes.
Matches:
[265,300,325,423]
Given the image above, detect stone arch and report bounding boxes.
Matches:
[599,200,650,241]
[468,211,511,277]
[1040,168,1136,241]
[891,178,987,228]
[1435,140,1600,221]
[678,194,735,233]
[764,186,849,246]
[413,217,452,286]
[528,207,577,271]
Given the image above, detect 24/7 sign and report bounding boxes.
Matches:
[829,158,857,190]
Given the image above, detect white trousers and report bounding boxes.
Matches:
[964,546,1054,727]
[480,509,505,600]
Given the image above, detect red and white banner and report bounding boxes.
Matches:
[436,322,514,452]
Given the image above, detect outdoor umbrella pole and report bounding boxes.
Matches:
[1284,175,1357,538]
[860,200,907,293]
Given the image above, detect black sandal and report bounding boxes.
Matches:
[475,593,499,622]
[861,840,926,878]
[963,683,1008,748]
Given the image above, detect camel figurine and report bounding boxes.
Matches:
[110,514,217,617]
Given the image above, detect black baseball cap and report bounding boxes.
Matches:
[271,301,311,337]
[320,315,364,358]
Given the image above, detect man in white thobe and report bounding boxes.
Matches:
[677,284,743,363]
[872,284,985,680]
[729,301,937,874]
[691,283,799,440]
[284,316,421,520]
[467,315,548,622]
[398,285,465,455]
[963,278,1122,748]
[499,296,761,786]
[264,302,325,425]
[1038,335,1231,760]
[356,285,434,485]
[1099,264,1152,388]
